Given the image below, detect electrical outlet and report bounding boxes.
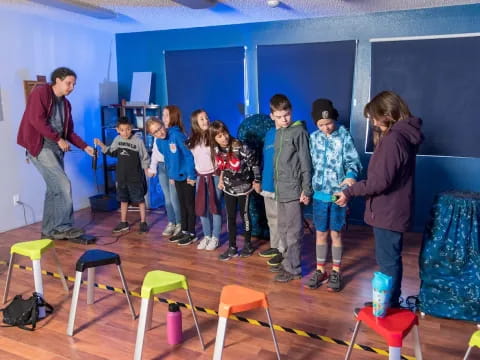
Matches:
[13,194,20,206]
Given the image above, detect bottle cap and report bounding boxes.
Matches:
[168,303,180,312]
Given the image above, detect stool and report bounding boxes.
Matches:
[213,284,281,360]
[463,330,480,360]
[2,239,68,317]
[134,270,204,360]
[345,306,423,360]
[66,249,136,336]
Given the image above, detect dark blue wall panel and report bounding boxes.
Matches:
[165,47,245,134]
[258,41,356,133]
[370,37,480,157]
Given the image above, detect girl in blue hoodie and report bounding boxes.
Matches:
[157,105,197,246]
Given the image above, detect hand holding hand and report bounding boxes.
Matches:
[339,178,356,187]
[187,179,196,186]
[299,191,310,205]
[146,170,155,178]
[334,192,348,207]
[253,182,261,194]
[218,181,225,190]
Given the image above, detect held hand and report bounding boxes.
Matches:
[93,138,106,151]
[84,146,95,157]
[57,138,70,152]
[218,181,225,190]
[339,178,356,187]
[299,191,310,205]
[146,170,155,178]
[187,179,196,186]
[169,179,175,185]
[253,182,261,194]
[334,192,348,207]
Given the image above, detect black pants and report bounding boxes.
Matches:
[224,192,251,248]
[175,180,196,234]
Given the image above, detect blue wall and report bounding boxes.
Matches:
[116,4,480,231]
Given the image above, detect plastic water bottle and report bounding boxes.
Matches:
[371,271,392,318]
[167,303,182,345]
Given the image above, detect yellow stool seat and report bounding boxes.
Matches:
[140,270,188,298]
[469,330,480,347]
[11,239,54,260]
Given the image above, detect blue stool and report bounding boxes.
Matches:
[66,249,136,336]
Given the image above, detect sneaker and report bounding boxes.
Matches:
[162,222,176,236]
[327,270,342,292]
[197,236,211,250]
[218,246,238,261]
[269,264,283,273]
[112,222,129,233]
[258,248,280,258]
[169,231,188,243]
[205,236,219,251]
[267,253,283,266]
[173,224,182,236]
[304,270,329,290]
[240,245,255,258]
[139,222,149,233]
[274,269,302,283]
[178,234,198,246]
[50,228,85,240]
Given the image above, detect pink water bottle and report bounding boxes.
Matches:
[167,303,182,345]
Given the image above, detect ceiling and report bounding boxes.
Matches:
[1,0,479,33]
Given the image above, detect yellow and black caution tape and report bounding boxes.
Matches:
[0,260,415,360]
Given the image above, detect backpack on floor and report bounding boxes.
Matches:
[0,292,53,331]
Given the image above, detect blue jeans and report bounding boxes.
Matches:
[373,227,404,306]
[28,147,73,235]
[197,175,222,239]
[157,162,180,224]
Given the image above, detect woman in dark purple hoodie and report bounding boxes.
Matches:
[335,91,423,307]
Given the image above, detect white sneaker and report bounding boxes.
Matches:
[206,236,219,251]
[162,222,176,236]
[173,224,182,236]
[197,236,211,250]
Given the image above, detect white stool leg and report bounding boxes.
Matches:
[412,325,423,360]
[51,248,69,293]
[2,253,15,304]
[213,317,228,360]
[116,264,136,319]
[66,271,83,336]
[134,297,152,360]
[265,308,281,360]
[345,320,362,360]
[185,288,205,350]
[463,346,473,360]
[87,267,95,305]
[32,259,46,319]
[388,346,401,360]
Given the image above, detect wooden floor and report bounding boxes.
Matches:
[0,208,475,360]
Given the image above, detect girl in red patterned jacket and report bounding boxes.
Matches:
[209,120,261,261]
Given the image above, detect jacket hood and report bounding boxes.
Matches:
[391,117,423,146]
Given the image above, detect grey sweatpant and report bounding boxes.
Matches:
[264,196,285,253]
[278,200,303,276]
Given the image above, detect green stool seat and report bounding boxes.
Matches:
[134,270,204,360]
[3,239,68,310]
[141,271,188,298]
[11,239,54,260]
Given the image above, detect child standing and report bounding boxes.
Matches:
[210,121,261,260]
[187,110,222,251]
[335,91,423,307]
[158,106,197,246]
[146,117,182,237]
[94,116,150,233]
[306,99,362,292]
[270,94,312,283]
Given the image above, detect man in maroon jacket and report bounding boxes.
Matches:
[335,91,423,307]
[17,67,94,239]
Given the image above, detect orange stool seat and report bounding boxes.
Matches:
[213,285,281,360]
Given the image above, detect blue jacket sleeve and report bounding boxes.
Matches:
[175,132,196,180]
[343,132,362,180]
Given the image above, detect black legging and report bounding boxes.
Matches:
[175,180,196,234]
[224,192,251,248]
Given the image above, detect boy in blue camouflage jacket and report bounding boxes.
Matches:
[305,99,362,292]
